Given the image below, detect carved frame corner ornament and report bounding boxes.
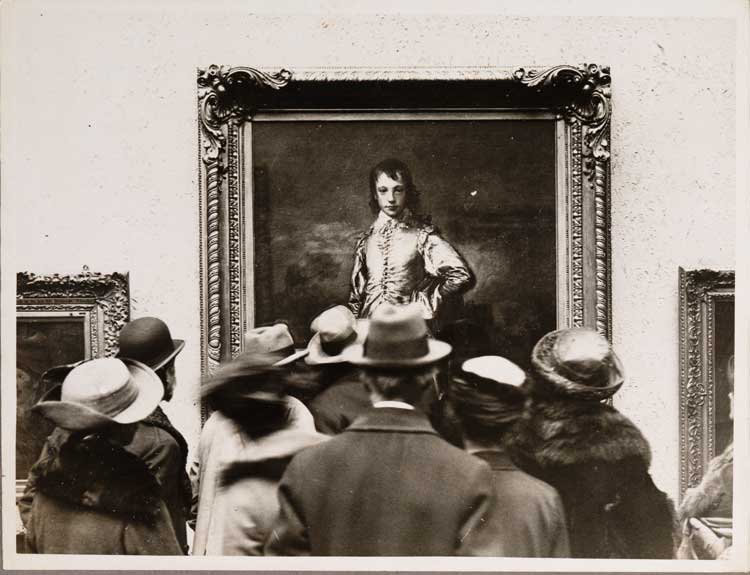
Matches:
[16,269,131,358]
[197,64,612,379]
[678,267,735,496]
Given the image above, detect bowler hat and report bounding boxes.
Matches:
[343,303,451,367]
[306,306,369,365]
[34,357,163,431]
[531,328,624,401]
[242,323,308,366]
[117,317,184,371]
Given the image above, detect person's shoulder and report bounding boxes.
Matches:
[130,421,181,458]
[510,467,563,502]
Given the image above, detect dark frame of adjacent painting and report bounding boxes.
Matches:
[196,65,613,387]
[15,270,130,494]
[678,267,735,497]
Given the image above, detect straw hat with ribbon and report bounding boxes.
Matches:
[33,357,163,431]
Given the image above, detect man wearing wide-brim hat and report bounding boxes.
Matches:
[265,303,494,556]
[509,328,675,559]
[305,306,372,435]
[23,358,182,555]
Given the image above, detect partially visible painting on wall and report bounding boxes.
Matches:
[15,270,130,485]
[678,267,735,496]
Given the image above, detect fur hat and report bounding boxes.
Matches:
[531,328,624,401]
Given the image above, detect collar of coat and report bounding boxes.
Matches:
[509,398,652,469]
[345,406,438,435]
[34,428,163,523]
[219,426,329,487]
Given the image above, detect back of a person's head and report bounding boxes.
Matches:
[203,352,316,439]
[361,366,436,405]
[449,356,527,445]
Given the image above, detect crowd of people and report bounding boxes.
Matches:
[17,299,734,559]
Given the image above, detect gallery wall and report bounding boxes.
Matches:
[2,3,737,501]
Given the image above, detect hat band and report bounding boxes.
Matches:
[320,330,357,357]
[364,334,429,361]
[69,377,140,418]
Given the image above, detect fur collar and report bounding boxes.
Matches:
[510,398,652,469]
[35,431,163,523]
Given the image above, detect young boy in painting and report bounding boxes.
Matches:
[347,158,473,331]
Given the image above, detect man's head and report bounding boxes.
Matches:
[343,303,452,408]
[361,366,438,407]
[117,317,184,402]
[368,158,420,217]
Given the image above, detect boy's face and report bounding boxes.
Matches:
[374,171,407,218]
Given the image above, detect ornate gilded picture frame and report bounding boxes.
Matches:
[678,267,735,496]
[197,65,612,378]
[15,270,130,488]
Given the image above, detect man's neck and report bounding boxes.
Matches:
[463,437,504,455]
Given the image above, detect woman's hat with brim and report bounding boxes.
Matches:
[33,357,163,431]
[343,303,451,368]
[116,317,185,372]
[306,305,370,365]
[531,328,624,401]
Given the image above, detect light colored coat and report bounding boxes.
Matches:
[191,397,327,555]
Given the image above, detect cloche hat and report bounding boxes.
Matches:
[116,317,184,371]
[343,303,451,367]
[531,328,624,401]
[33,357,163,430]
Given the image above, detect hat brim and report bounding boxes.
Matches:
[305,321,369,366]
[342,339,451,368]
[118,339,185,372]
[273,348,309,366]
[305,333,348,365]
[33,358,163,430]
[531,330,624,401]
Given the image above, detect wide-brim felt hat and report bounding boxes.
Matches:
[239,323,308,366]
[116,317,184,372]
[531,328,624,401]
[34,357,163,431]
[306,318,370,365]
[342,303,452,368]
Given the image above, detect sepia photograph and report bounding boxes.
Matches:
[1,0,748,572]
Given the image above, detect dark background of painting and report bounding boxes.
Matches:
[713,299,734,455]
[16,318,87,479]
[252,120,556,368]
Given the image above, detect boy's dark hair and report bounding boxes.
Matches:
[368,158,421,216]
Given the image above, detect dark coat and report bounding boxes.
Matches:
[24,431,182,555]
[468,450,570,557]
[509,398,676,559]
[264,407,494,556]
[308,379,371,435]
[20,417,190,553]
